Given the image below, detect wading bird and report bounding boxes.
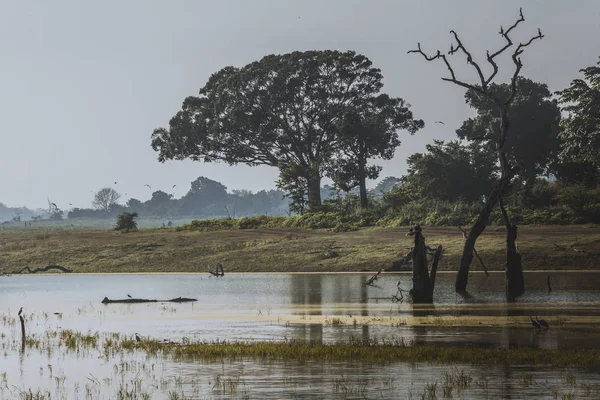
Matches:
[529,314,541,329]
[135,333,141,342]
[536,316,549,329]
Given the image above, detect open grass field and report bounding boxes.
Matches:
[1,225,599,273]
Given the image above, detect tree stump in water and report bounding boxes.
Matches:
[409,225,443,303]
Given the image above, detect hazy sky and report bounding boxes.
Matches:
[1,0,598,209]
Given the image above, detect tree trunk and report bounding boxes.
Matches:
[499,197,525,301]
[455,108,513,294]
[411,226,442,303]
[358,158,369,208]
[305,167,322,211]
[455,183,504,292]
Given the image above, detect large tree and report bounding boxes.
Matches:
[180,176,228,216]
[409,8,544,299]
[555,56,600,172]
[151,50,411,210]
[403,140,496,202]
[457,77,561,199]
[329,94,423,208]
[92,188,121,212]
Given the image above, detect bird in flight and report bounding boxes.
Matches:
[51,203,58,209]
[144,184,151,189]
[434,121,445,125]
[172,185,176,189]
[114,181,117,185]
[127,294,132,298]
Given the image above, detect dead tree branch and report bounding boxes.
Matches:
[365,270,382,286]
[408,7,543,105]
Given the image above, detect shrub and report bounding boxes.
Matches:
[115,212,138,231]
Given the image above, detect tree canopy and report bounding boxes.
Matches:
[456,77,561,192]
[151,50,420,210]
[329,94,423,207]
[556,57,600,170]
[402,140,497,202]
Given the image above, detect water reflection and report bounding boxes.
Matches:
[290,274,323,342]
[1,272,600,348]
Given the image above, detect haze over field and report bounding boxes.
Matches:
[1,0,599,209]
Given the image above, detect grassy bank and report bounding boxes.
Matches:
[0,224,599,273]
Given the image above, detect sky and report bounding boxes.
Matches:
[0,0,599,209]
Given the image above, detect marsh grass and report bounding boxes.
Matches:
[96,335,600,367]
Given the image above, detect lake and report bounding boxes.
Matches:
[1,272,599,399]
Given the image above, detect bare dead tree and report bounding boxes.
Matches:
[408,8,543,299]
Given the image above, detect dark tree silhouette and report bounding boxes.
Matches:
[151,50,415,210]
[408,8,544,299]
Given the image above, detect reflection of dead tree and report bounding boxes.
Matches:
[9,265,73,274]
[208,263,224,277]
[365,270,381,286]
[408,8,543,299]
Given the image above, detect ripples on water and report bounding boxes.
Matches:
[1,272,599,399]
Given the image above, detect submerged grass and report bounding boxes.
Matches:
[1,225,599,273]
[114,337,600,367]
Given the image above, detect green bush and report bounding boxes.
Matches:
[114,212,138,231]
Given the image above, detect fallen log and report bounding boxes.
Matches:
[9,265,73,274]
[101,296,197,304]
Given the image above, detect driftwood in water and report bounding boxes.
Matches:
[410,225,443,303]
[208,263,224,277]
[101,296,197,304]
[499,197,524,301]
[9,265,73,274]
[365,270,381,286]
